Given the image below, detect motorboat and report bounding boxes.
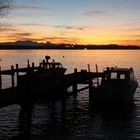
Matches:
[93,67,138,105]
[18,56,67,97]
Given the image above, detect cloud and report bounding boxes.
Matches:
[31,36,79,41]
[111,39,140,45]
[20,24,87,30]
[2,32,34,41]
[14,32,33,36]
[1,31,80,43]
[53,25,87,31]
[0,23,18,32]
[129,35,140,37]
[123,28,140,32]
[19,23,48,27]
[121,34,140,38]
[84,10,106,16]
[12,5,47,11]
[0,27,17,32]
[27,36,80,44]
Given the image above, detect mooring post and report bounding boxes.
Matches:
[88,64,90,72]
[27,59,32,75]
[42,60,45,69]
[96,64,99,87]
[19,104,32,139]
[0,66,2,90]
[11,65,15,88]
[89,77,93,102]
[73,68,78,94]
[32,62,34,71]
[61,94,66,127]
[16,64,19,86]
[27,59,30,68]
[74,68,77,73]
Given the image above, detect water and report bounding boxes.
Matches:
[0,50,140,140]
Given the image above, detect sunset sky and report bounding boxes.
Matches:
[0,0,140,45]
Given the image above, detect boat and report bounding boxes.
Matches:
[38,55,67,78]
[93,67,138,105]
[18,56,67,97]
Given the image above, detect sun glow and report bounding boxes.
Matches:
[0,0,140,46]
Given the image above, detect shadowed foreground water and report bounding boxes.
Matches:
[0,50,140,140]
[0,78,139,140]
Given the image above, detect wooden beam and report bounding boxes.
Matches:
[11,65,15,88]
[0,66,2,89]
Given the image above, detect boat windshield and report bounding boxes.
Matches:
[104,71,131,81]
[110,72,126,80]
[50,62,63,68]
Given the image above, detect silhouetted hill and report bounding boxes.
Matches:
[0,40,139,50]
[0,40,43,46]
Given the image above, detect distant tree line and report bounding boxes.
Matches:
[0,42,139,50]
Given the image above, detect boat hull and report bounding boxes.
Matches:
[93,81,138,106]
[18,68,67,98]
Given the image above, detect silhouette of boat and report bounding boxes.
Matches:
[38,55,66,78]
[93,67,138,105]
[18,56,67,97]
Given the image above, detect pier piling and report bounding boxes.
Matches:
[0,67,2,90]
[0,59,104,110]
[11,65,15,88]
[88,64,90,72]
[89,77,93,102]
[16,64,19,86]
[32,62,34,70]
[96,64,99,86]
[72,68,78,93]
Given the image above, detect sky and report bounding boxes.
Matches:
[0,0,140,45]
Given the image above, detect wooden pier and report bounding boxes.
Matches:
[0,61,104,109]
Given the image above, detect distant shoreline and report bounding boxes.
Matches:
[0,46,140,50]
[0,47,139,50]
[0,43,139,50]
[0,48,140,50]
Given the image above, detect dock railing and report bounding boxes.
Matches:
[0,62,39,89]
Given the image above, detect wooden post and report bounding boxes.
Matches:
[16,64,19,86]
[74,68,77,73]
[61,94,66,126]
[32,62,35,72]
[73,68,77,93]
[96,64,99,87]
[89,78,92,94]
[89,78,93,103]
[42,60,45,69]
[32,62,34,69]
[11,65,15,88]
[0,66,2,90]
[27,59,30,68]
[88,64,90,72]
[27,60,31,75]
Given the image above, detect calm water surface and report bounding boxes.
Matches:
[0,50,140,140]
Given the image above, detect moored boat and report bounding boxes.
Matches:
[18,56,67,97]
[93,67,138,105]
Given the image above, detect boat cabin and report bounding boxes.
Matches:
[39,54,65,70]
[40,60,64,69]
[101,67,135,85]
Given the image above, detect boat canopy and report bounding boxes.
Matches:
[103,67,134,81]
[40,60,64,69]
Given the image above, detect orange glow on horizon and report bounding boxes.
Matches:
[0,0,140,47]
[0,37,140,46]
[0,25,140,46]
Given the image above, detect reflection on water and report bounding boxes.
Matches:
[0,50,140,74]
[1,91,140,140]
[0,50,140,139]
[0,86,139,140]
